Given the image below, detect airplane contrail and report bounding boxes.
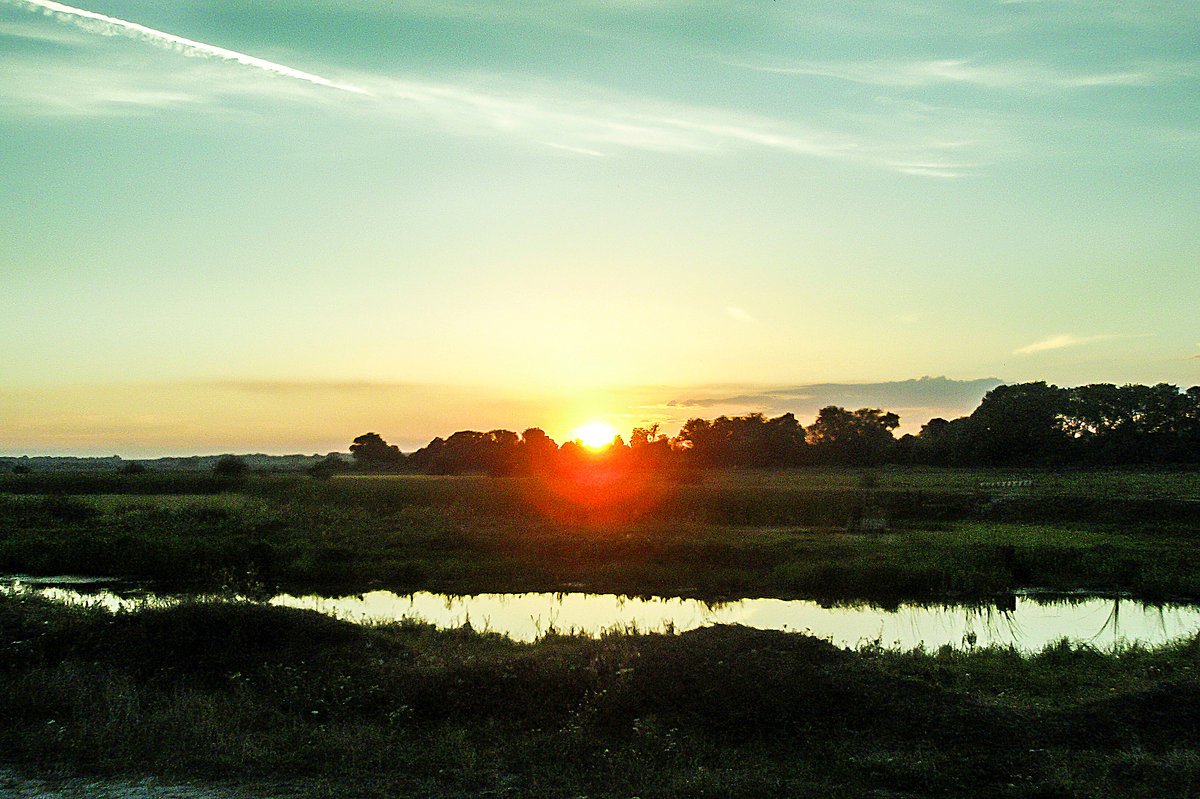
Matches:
[9,0,370,95]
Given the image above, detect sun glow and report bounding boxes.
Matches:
[573,421,619,449]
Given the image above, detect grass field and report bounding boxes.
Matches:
[2,467,1198,602]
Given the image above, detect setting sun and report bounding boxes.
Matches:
[573,422,619,449]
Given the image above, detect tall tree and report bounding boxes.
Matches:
[964,382,1067,465]
[349,432,404,471]
[806,407,900,466]
[629,424,673,470]
[911,416,972,466]
[519,428,560,473]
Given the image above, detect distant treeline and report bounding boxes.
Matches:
[0,453,336,475]
[334,381,1200,475]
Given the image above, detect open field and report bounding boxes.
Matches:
[1,467,1198,603]
[3,593,1200,798]
[698,466,1200,499]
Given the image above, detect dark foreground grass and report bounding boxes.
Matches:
[2,468,1199,603]
[3,594,1200,798]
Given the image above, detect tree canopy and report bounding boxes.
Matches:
[349,433,404,471]
[342,382,1200,476]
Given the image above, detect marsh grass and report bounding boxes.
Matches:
[4,594,1200,797]
[3,468,1200,602]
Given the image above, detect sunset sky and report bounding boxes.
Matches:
[2,0,1198,456]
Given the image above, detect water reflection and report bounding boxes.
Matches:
[268,590,1200,651]
[6,576,1200,652]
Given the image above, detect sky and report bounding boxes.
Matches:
[1,0,1198,456]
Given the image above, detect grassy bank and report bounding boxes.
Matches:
[1,468,1198,603]
[3,593,1200,798]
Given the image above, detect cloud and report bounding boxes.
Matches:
[0,15,87,46]
[661,376,1004,430]
[729,57,1162,92]
[542,141,606,157]
[6,0,368,94]
[1014,334,1114,355]
[352,74,985,175]
[1,2,993,175]
[669,376,1001,410]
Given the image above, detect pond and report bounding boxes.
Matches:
[7,576,1200,652]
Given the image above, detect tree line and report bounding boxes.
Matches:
[323,382,1200,476]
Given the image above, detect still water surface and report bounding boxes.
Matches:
[268,590,1200,651]
[7,577,1200,651]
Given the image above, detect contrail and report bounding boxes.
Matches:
[9,0,369,95]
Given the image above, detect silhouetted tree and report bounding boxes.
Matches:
[630,423,673,470]
[358,380,1200,477]
[350,432,404,471]
[672,412,809,468]
[722,413,769,467]
[1182,387,1200,462]
[307,453,349,480]
[964,382,1067,465]
[213,455,248,486]
[409,429,522,474]
[407,436,446,473]
[519,427,560,473]
[557,439,588,466]
[910,416,973,466]
[762,412,808,466]
[674,417,720,467]
[806,406,900,466]
[1061,382,1200,464]
[486,429,522,475]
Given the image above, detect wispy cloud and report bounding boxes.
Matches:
[1,38,986,175]
[1014,333,1114,355]
[2,1,1008,176]
[1,59,303,116]
[6,0,368,94]
[729,57,1165,92]
[356,74,986,175]
[542,141,606,157]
